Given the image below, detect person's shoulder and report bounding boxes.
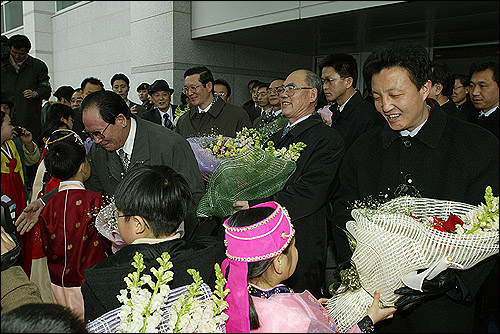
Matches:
[447,114,498,144]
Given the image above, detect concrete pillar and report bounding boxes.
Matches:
[22,1,54,81]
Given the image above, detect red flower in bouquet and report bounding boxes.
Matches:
[432,213,465,233]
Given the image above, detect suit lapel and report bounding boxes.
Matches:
[129,117,151,169]
[108,152,124,183]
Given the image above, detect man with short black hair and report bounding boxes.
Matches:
[1,34,51,146]
[213,78,231,103]
[332,42,499,333]
[175,66,251,138]
[429,62,464,120]
[111,73,146,116]
[243,79,262,123]
[469,59,499,138]
[319,53,384,151]
[53,86,74,107]
[451,73,478,122]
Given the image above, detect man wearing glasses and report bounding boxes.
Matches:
[318,53,384,152]
[15,91,205,241]
[233,69,345,299]
[175,66,251,139]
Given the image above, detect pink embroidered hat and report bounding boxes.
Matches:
[221,201,295,333]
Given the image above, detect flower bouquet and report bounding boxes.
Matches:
[326,187,499,332]
[86,251,229,333]
[194,128,306,218]
[94,201,127,254]
[317,105,333,126]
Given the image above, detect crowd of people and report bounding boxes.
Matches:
[1,33,499,333]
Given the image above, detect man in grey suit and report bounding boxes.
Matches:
[15,91,206,240]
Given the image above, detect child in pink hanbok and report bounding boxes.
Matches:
[222,201,397,333]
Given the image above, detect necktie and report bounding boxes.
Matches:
[163,113,174,130]
[118,148,130,172]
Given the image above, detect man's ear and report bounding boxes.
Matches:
[133,216,149,235]
[420,80,432,100]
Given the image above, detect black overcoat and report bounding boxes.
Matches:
[333,100,499,332]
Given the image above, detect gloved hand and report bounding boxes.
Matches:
[394,270,458,311]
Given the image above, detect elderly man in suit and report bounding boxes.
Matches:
[140,79,178,129]
[234,69,345,298]
[15,91,205,240]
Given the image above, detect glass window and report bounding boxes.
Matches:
[1,1,23,33]
[56,1,80,11]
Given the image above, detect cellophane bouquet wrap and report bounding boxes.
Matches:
[327,192,499,332]
[196,145,296,218]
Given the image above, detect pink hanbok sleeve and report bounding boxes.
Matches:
[250,290,361,333]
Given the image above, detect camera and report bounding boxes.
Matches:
[13,126,23,137]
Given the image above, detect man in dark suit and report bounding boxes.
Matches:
[318,54,385,293]
[319,53,384,151]
[451,74,479,122]
[242,79,262,123]
[110,73,146,116]
[140,79,178,130]
[332,42,499,333]
[469,59,499,139]
[234,69,345,299]
[429,62,465,121]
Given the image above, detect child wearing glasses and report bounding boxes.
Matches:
[38,139,110,320]
[80,165,226,323]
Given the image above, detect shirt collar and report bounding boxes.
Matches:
[119,117,136,157]
[58,180,85,191]
[338,91,356,112]
[383,99,444,149]
[285,113,313,130]
[479,105,498,117]
[198,96,217,113]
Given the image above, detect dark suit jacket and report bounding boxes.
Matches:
[140,105,179,126]
[128,100,147,117]
[81,237,226,322]
[472,107,499,139]
[457,97,479,123]
[243,100,261,123]
[333,100,499,332]
[84,116,206,238]
[330,90,385,151]
[249,113,345,297]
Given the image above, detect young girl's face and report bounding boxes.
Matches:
[1,114,14,144]
[281,237,298,281]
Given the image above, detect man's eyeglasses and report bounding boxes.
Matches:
[277,84,313,97]
[182,84,204,94]
[321,77,344,85]
[257,91,269,97]
[83,123,111,140]
[268,88,280,94]
[214,92,227,97]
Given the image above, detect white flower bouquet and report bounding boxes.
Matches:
[326,187,499,332]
